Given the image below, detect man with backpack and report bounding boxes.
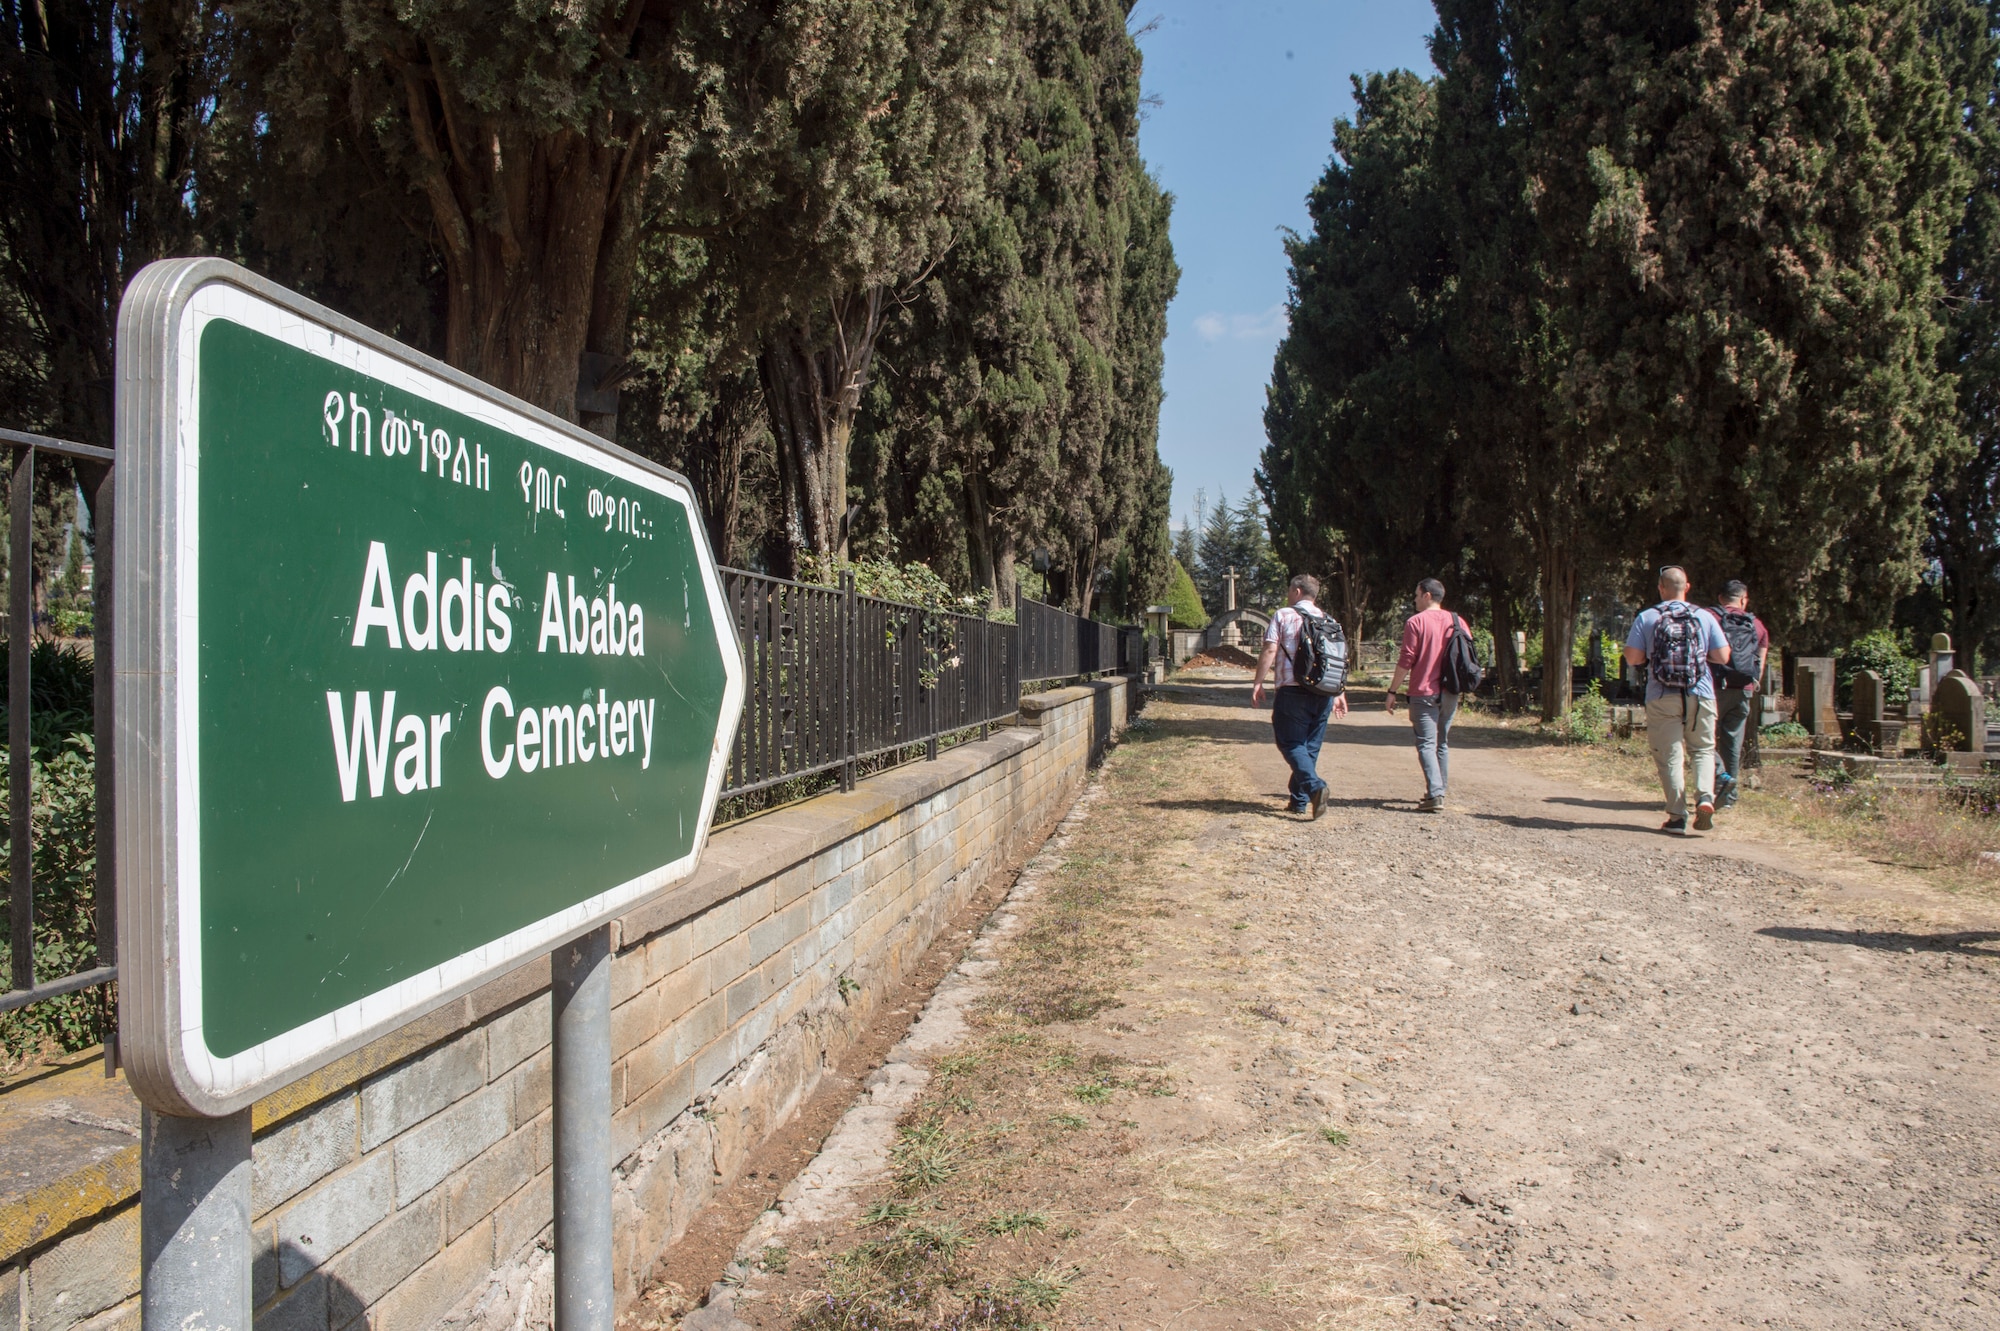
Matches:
[1623,566,1732,833]
[1385,578,1481,812]
[1708,580,1769,810]
[1251,574,1349,818]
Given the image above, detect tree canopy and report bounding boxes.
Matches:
[0,0,1174,617]
[1264,0,1984,713]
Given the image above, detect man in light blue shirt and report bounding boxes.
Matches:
[1623,566,1731,833]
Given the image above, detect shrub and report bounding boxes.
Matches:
[1552,679,1609,744]
[0,735,108,1057]
[800,553,960,613]
[1837,630,1919,708]
[0,639,95,754]
[1163,560,1208,629]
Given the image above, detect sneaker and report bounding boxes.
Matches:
[1662,815,1689,834]
[1287,802,1311,815]
[1311,786,1328,820]
[1417,795,1442,813]
[1693,799,1715,831]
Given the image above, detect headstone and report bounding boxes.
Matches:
[1851,670,1901,752]
[1931,632,1955,688]
[1933,670,1986,754]
[1223,566,1238,612]
[1586,631,1605,681]
[1852,669,1884,726]
[1795,656,1838,735]
[1916,664,1934,708]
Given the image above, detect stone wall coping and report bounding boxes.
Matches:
[0,691,1086,1268]
[1016,679,1121,717]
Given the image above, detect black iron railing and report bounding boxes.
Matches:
[718,568,1121,798]
[0,428,116,1025]
[0,532,1130,1035]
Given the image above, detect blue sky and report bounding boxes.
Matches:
[1135,0,1440,532]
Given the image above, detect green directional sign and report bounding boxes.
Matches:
[116,260,744,1116]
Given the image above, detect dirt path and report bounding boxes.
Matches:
[697,673,2000,1331]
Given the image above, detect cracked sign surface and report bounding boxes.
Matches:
[117,261,744,1115]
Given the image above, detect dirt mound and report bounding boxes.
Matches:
[1183,644,1260,670]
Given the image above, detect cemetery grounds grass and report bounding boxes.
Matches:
[1454,707,2000,901]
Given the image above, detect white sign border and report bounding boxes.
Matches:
[118,260,746,1116]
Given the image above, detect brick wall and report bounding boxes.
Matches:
[0,679,1132,1331]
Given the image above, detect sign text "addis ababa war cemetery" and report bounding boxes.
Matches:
[117,260,745,1117]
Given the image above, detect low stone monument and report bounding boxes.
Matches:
[1932,670,1986,754]
[1794,656,1838,736]
[1851,669,1903,752]
[1931,632,1956,689]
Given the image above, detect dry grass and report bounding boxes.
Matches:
[1459,706,2000,897]
[757,705,1458,1330]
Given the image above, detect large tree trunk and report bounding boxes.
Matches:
[965,474,1000,605]
[395,51,650,425]
[1539,541,1579,721]
[758,289,888,560]
[681,374,765,565]
[1492,591,1521,703]
[1072,531,1102,619]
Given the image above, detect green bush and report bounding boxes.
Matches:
[1836,630,1919,708]
[1163,560,1207,630]
[0,639,95,755]
[1552,679,1609,744]
[0,735,109,1057]
[800,553,961,613]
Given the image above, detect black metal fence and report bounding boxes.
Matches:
[0,500,1133,1042]
[718,567,1128,799]
[0,427,117,1028]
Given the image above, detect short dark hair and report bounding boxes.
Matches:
[1289,573,1320,599]
[1720,579,1749,601]
[1417,577,1445,601]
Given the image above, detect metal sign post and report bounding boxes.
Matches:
[115,258,744,1327]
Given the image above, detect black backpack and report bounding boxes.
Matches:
[1291,608,1349,697]
[1440,614,1484,696]
[1648,603,1708,691]
[1711,607,1760,688]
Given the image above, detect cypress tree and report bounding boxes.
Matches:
[1928,0,2000,666]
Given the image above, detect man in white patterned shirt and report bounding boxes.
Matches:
[1251,574,1349,818]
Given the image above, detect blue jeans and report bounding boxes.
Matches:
[1410,692,1458,800]
[1272,686,1334,807]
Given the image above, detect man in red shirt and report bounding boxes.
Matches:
[1385,578,1460,812]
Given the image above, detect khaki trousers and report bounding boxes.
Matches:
[1646,692,1718,818]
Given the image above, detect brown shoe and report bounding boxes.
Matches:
[1311,787,1327,820]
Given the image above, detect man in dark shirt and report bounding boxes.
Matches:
[1709,579,1770,810]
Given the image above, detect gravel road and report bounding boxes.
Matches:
[701,672,2000,1330]
[1224,675,2000,1328]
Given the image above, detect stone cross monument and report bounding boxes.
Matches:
[1223,566,1238,613]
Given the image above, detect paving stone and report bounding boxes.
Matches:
[324,1193,442,1319]
[444,1127,535,1242]
[254,1275,327,1331]
[67,1299,136,1331]
[26,1203,137,1331]
[358,1033,484,1151]
[365,1219,491,1331]
[393,1088,508,1206]
[255,1094,359,1215]
[276,1153,393,1286]
[484,993,549,1078]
